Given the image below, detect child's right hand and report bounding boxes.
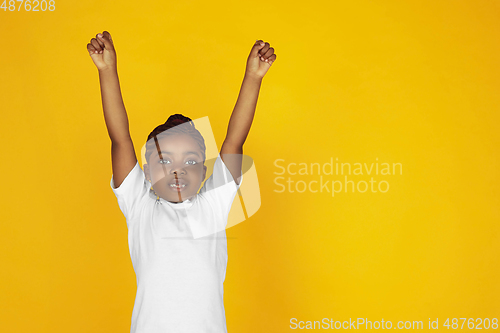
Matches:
[87,31,116,71]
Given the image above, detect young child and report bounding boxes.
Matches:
[87,31,276,332]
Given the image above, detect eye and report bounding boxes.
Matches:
[159,159,197,165]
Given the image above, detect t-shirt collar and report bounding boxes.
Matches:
[158,195,195,206]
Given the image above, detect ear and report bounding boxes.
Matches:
[202,165,207,181]
[143,163,151,181]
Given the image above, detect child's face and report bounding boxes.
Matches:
[144,133,206,203]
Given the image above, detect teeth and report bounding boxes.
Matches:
[170,184,186,188]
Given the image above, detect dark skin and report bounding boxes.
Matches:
[88,31,277,201]
[218,39,276,186]
[144,134,207,203]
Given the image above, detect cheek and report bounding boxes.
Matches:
[152,167,168,179]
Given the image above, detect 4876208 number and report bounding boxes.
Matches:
[443,318,498,329]
[1,0,55,11]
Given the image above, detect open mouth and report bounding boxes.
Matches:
[168,179,187,191]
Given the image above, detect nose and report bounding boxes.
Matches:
[168,162,186,176]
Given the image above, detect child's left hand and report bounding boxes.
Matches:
[245,40,277,79]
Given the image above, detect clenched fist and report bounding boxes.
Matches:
[87,31,116,71]
[245,40,277,79]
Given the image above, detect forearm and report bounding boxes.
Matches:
[98,68,131,144]
[224,74,262,147]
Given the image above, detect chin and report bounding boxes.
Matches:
[164,192,195,201]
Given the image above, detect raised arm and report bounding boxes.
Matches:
[87,31,137,188]
[220,40,277,184]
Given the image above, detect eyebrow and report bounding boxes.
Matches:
[157,151,201,158]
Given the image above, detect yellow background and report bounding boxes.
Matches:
[1,0,499,331]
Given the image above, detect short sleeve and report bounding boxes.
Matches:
[110,160,150,224]
[189,153,243,238]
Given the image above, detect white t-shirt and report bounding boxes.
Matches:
[110,153,243,333]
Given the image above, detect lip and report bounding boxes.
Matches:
[168,178,188,191]
[169,178,187,186]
